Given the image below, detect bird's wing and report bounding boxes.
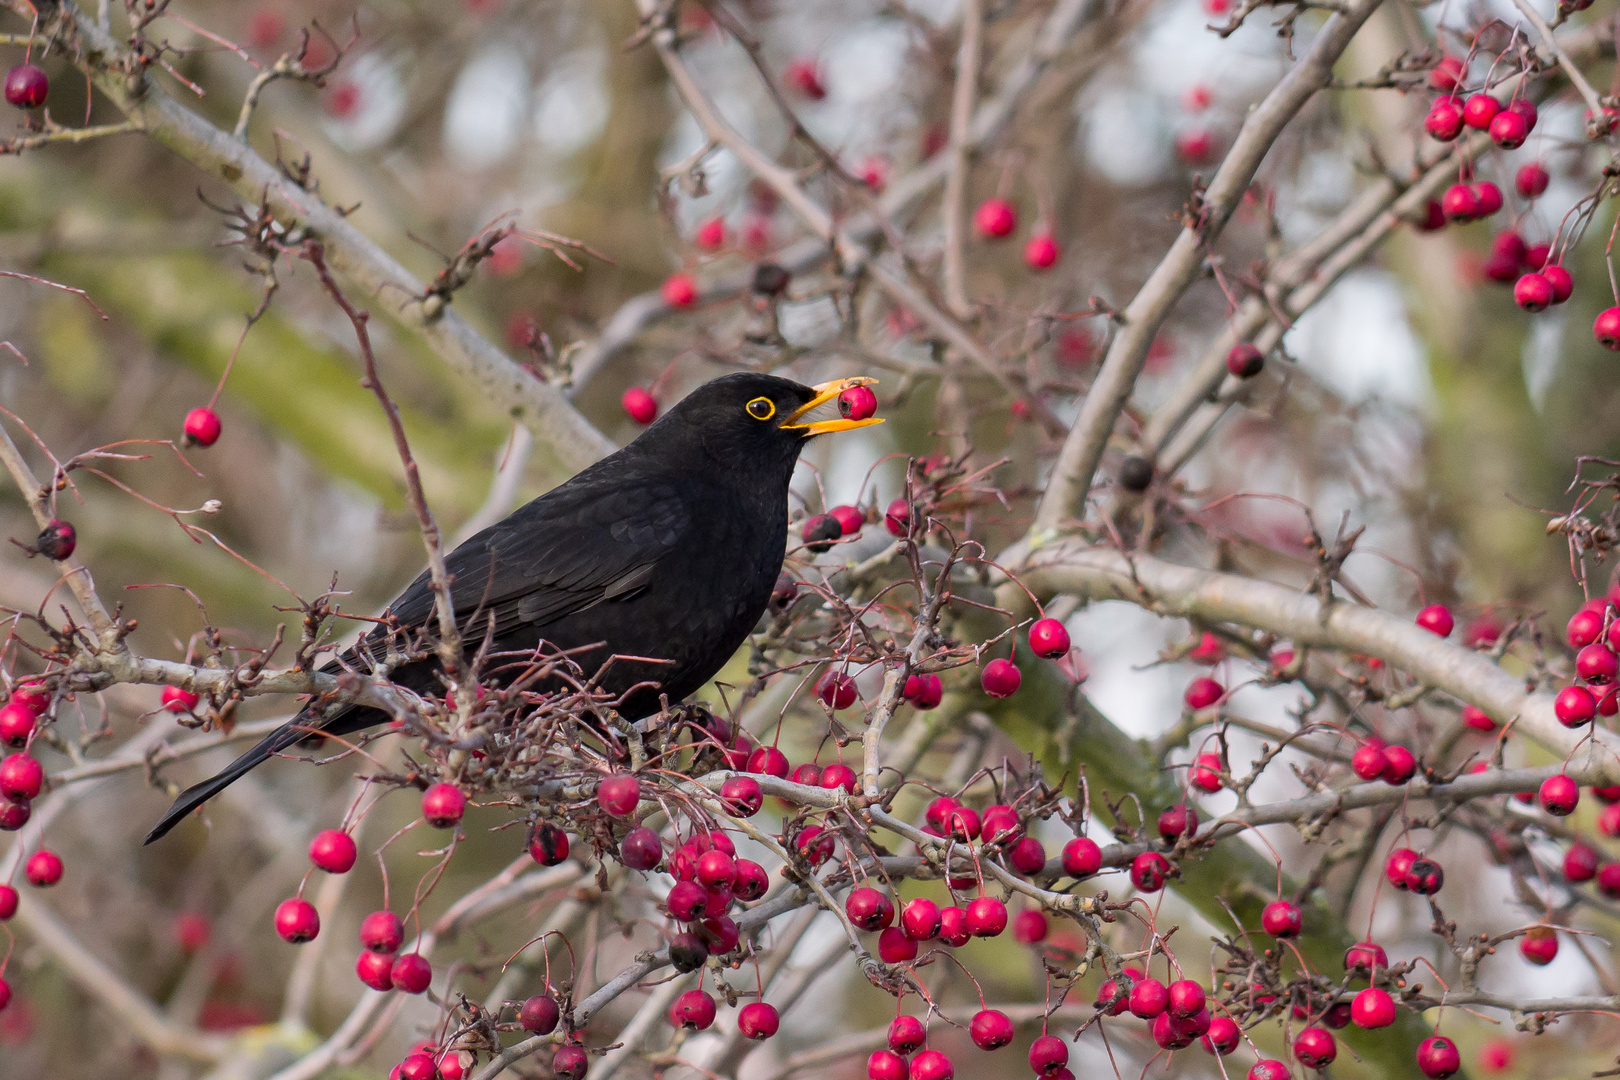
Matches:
[369,474,690,650]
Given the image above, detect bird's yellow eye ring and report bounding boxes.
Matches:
[746,397,776,421]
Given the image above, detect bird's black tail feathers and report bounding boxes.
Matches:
[142,702,386,845]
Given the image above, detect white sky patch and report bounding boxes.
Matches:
[1284,269,1434,410]
[1079,84,1170,187]
[443,45,530,170]
[1522,308,1565,412]
[324,52,407,151]
[532,46,611,158]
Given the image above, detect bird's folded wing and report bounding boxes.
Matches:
[364,476,690,653]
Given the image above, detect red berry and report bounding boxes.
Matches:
[1261,899,1302,938]
[397,1053,436,1080]
[888,1014,926,1054]
[1476,181,1505,217]
[877,925,917,962]
[1351,986,1396,1028]
[360,910,404,953]
[738,1001,779,1039]
[796,825,835,865]
[1600,862,1620,898]
[846,887,895,931]
[182,407,222,448]
[1424,98,1465,141]
[1028,618,1071,659]
[1381,745,1417,784]
[1418,1035,1462,1079]
[884,498,911,536]
[622,387,658,424]
[1294,1026,1337,1068]
[352,949,392,990]
[1129,977,1168,1018]
[619,826,663,871]
[0,704,35,748]
[1249,1062,1290,1080]
[552,1045,587,1080]
[528,821,571,865]
[696,849,735,890]
[1565,842,1600,882]
[1352,744,1388,781]
[520,994,561,1033]
[0,754,42,802]
[838,385,878,421]
[1130,851,1170,892]
[1508,98,1538,129]
[1385,847,1418,889]
[1596,306,1620,351]
[1514,273,1554,312]
[1158,803,1198,841]
[1459,705,1494,732]
[895,898,939,941]
[817,673,859,710]
[1416,604,1453,636]
[965,895,1007,937]
[1012,907,1048,944]
[1542,264,1574,303]
[1174,128,1214,163]
[1516,161,1551,199]
[937,905,970,946]
[785,59,825,100]
[747,746,789,778]
[1415,199,1447,231]
[1555,684,1597,726]
[1520,925,1558,965]
[161,685,201,713]
[828,504,864,536]
[1024,233,1060,270]
[1440,183,1478,222]
[670,988,716,1029]
[719,776,763,818]
[868,1050,908,1080]
[1579,643,1619,683]
[1462,93,1500,130]
[391,952,432,993]
[1489,109,1528,148]
[974,199,1017,238]
[1203,1015,1240,1054]
[274,897,319,943]
[0,798,29,831]
[661,273,698,308]
[1190,752,1223,792]
[980,658,1021,698]
[910,1049,953,1080]
[1477,1039,1514,1073]
[421,783,466,828]
[1166,979,1205,1018]
[597,774,640,817]
[1007,835,1049,875]
[1029,1034,1068,1074]
[1539,773,1579,816]
[1429,55,1465,91]
[1184,677,1223,710]
[1345,939,1388,973]
[4,64,47,108]
[903,673,943,709]
[694,218,726,251]
[1405,856,1444,895]
[309,829,357,873]
[970,1008,1015,1050]
[1225,342,1264,378]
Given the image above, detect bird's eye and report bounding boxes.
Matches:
[746,397,776,421]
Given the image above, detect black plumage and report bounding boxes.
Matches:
[144,372,879,844]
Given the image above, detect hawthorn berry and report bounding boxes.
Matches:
[1352,744,1388,781]
[888,1014,926,1054]
[418,783,465,827]
[719,776,763,817]
[1517,161,1551,199]
[1381,745,1417,784]
[1030,1034,1069,1074]
[910,1049,954,1080]
[1345,939,1388,974]
[838,385,878,421]
[785,58,825,100]
[1184,677,1223,710]
[2,883,24,918]
[1190,752,1223,792]
[1351,987,1396,1028]
[937,905,970,946]
[1539,774,1579,816]
[1203,1015,1240,1054]
[1158,803,1198,841]
[0,798,29,831]
[877,926,917,963]
[1477,1039,1515,1073]
[273,897,318,943]
[1462,93,1500,129]
[974,199,1017,238]
[667,880,705,921]
[4,64,48,108]
[596,774,640,817]
[900,898,941,940]
[868,1050,908,1080]
[1474,181,1504,217]
[903,673,943,709]
[695,849,735,889]
[1226,343,1264,378]
[817,673,858,709]
[552,1045,588,1080]
[391,952,432,993]
[1028,618,1071,659]
[1489,109,1528,148]
[1520,925,1558,965]
[308,829,357,873]
[1440,183,1478,222]
[1248,1059,1291,1080]
[356,950,395,991]
[1579,643,1619,683]
[884,497,912,536]
[1418,1035,1462,1079]
[828,504,864,536]
[0,754,42,802]
[183,407,222,448]
[1599,862,1620,898]
[746,746,789,778]
[802,514,841,554]
[965,895,1007,937]
[397,1053,437,1080]
[977,805,1018,845]
[846,887,895,931]
[622,387,658,425]
[1008,835,1046,875]
[34,520,75,561]
[694,218,726,251]
[1405,857,1444,895]
[1261,899,1302,938]
[360,910,404,953]
[796,825,835,865]
[700,913,740,953]
[1515,273,1555,312]
[1565,842,1600,882]
[738,1001,779,1040]
[1542,264,1574,303]
[970,1008,1015,1050]
[1130,851,1170,891]
[661,273,698,308]
[980,658,1021,698]
[161,686,201,713]
[1024,233,1060,270]
[1424,98,1465,141]
[619,827,662,871]
[1416,604,1454,636]
[1555,684,1597,726]
[1429,55,1464,91]
[1119,455,1155,492]
[1294,1026,1337,1068]
[669,932,709,973]
[670,989,716,1030]
[944,805,980,840]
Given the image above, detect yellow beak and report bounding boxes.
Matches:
[780,377,886,436]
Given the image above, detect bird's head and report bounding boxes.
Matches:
[646,372,883,476]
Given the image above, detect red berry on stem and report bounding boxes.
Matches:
[1028,618,1071,659]
[1416,604,1454,636]
[670,989,716,1030]
[35,520,74,560]
[1184,677,1223,710]
[1555,684,1597,726]
[274,897,319,943]
[747,746,789,778]
[1598,308,1620,350]
[391,952,432,993]
[1418,1036,1462,1079]
[1381,745,1417,784]
[1515,273,1555,312]
[965,895,1007,937]
[695,218,726,251]
[0,754,42,802]
[1352,743,1388,781]
[1520,925,1558,965]
[720,776,762,817]
[1226,342,1264,378]
[1158,803,1198,841]
[1462,93,1500,129]
[1543,264,1573,304]
[884,497,911,536]
[980,804,1021,844]
[1424,98,1465,141]
[620,826,662,871]
[901,897,941,940]
[1539,773,1579,816]
[1024,233,1059,270]
[309,829,357,873]
[422,783,466,828]
[828,504,864,536]
[1565,842,1600,882]
[1351,987,1396,1028]
[1387,849,1418,889]
[785,59,826,100]
[622,387,658,424]
[817,672,858,709]
[1013,908,1048,943]
[553,1045,587,1080]
[356,950,394,991]
[1030,1034,1069,1074]
[974,199,1017,238]
[1167,979,1205,1018]
[877,925,917,962]
[980,658,1021,698]
[1429,55,1464,90]
[1474,181,1504,216]
[1062,836,1101,877]
[1478,1039,1514,1073]
[911,1049,953,1080]
[903,673,942,709]
[0,883,19,919]
[1130,851,1170,891]
[0,797,29,831]
[868,1051,908,1080]
[528,821,571,865]
[845,886,895,931]
[161,685,201,713]
[183,407,222,448]
[1405,856,1444,894]
[1294,1026,1337,1068]
[1489,109,1529,148]
[1517,161,1551,199]
[360,910,404,952]
[4,64,47,108]
[969,1008,1015,1050]
[1203,1015,1240,1054]
[397,1053,436,1080]
[661,273,697,308]
[1190,752,1223,792]
[1440,183,1478,222]
[521,994,561,1034]
[596,774,640,817]
[937,905,970,946]
[1345,940,1388,973]
[738,1001,779,1039]
[888,1014,926,1054]
[1261,899,1302,938]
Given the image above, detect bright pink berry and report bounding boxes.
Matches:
[901,897,941,940]
[1405,856,1444,895]
[980,804,1020,844]
[1542,264,1574,303]
[828,504,864,536]
[0,754,43,802]
[391,952,432,993]
[661,273,698,308]
[1515,273,1554,312]
[1461,706,1495,731]
[670,988,717,1030]
[360,910,404,952]
[1190,752,1223,792]
[747,746,789,778]
[1352,743,1388,781]
[1129,978,1168,1018]
[1130,851,1170,892]
[1167,979,1205,1018]
[1061,836,1101,877]
[355,949,394,991]
[421,783,466,827]
[910,1049,953,1080]
[1424,98,1464,141]
[1184,677,1223,710]
[903,673,943,709]
[161,685,201,713]
[1440,183,1478,222]
[965,895,1007,937]
[969,1008,1015,1050]
[1158,803,1198,841]
[1516,161,1551,198]
[1345,940,1387,974]
[1351,986,1396,1028]
[937,906,970,946]
[785,58,825,100]
[1462,93,1500,129]
[877,925,917,962]
[817,673,858,710]
[974,199,1017,238]
[1013,908,1048,944]
[1416,604,1454,636]
[183,407,222,448]
[0,703,36,748]
[1555,684,1597,726]
[1381,745,1417,784]
[309,829,357,873]
[596,774,641,817]
[888,1014,926,1054]
[274,897,319,943]
[1477,1038,1514,1073]
[846,887,895,931]
[738,1001,779,1039]
[1579,643,1619,683]
[1294,1026,1337,1068]
[1249,1061,1291,1080]
[1024,233,1059,270]
[1029,1034,1068,1074]
[1203,1015,1240,1054]
[397,1053,436,1080]
[838,385,878,421]
[622,387,658,424]
[1595,308,1620,350]
[1538,774,1579,816]
[1418,1035,1462,1079]
[1489,109,1529,148]
[868,1050,908,1080]
[980,658,1021,698]
[694,218,726,251]
[1565,842,1600,882]
[1028,618,1071,659]
[1261,899,1302,938]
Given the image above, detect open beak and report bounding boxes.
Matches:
[780,377,885,436]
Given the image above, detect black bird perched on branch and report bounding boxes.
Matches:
[144,373,881,843]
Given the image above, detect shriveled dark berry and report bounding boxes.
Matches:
[752,263,791,296]
[1120,456,1154,493]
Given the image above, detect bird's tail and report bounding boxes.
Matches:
[143,702,386,845]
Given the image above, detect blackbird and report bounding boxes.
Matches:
[144,373,880,843]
